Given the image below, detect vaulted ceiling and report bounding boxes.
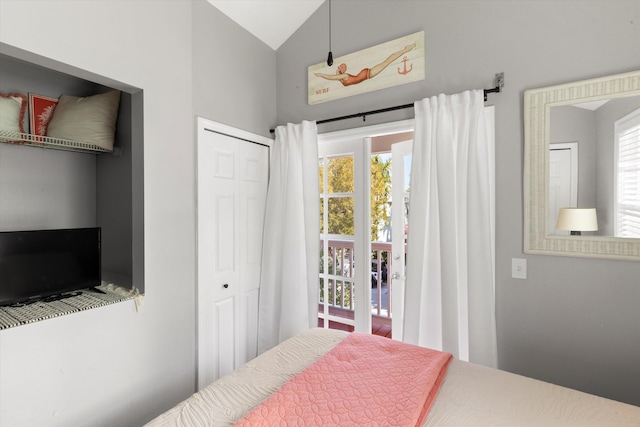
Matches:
[207,0,325,50]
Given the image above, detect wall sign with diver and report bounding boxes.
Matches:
[308,31,425,105]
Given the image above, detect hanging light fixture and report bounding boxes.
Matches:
[326,0,333,66]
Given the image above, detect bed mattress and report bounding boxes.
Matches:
[145,328,640,426]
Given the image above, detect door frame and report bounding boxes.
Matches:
[318,119,415,333]
[548,142,578,235]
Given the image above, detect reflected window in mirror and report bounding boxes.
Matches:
[615,107,640,238]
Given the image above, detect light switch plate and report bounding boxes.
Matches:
[512,258,527,279]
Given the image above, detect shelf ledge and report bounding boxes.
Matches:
[0,130,113,154]
[0,283,140,330]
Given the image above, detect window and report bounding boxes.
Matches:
[615,108,640,238]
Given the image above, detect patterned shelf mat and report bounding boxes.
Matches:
[0,283,142,330]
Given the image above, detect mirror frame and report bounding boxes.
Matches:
[524,70,640,261]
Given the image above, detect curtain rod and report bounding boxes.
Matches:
[269,73,504,134]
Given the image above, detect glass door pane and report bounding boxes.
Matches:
[319,154,356,331]
[319,126,413,337]
[370,152,392,337]
[370,135,413,339]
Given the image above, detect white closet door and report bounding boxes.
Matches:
[196,118,270,390]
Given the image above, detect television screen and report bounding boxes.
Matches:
[0,227,101,306]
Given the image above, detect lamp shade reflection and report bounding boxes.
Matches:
[556,208,598,236]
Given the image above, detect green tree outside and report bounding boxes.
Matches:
[319,155,391,241]
[319,154,392,310]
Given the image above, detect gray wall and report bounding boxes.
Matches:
[0,54,98,232]
[192,0,276,137]
[0,1,275,425]
[276,0,640,405]
[97,90,135,285]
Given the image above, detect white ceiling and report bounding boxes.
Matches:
[207,0,325,50]
[572,99,610,111]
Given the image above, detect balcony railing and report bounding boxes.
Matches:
[371,241,391,318]
[319,239,394,327]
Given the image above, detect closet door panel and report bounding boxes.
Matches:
[197,119,269,389]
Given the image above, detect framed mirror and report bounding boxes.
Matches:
[524,70,640,260]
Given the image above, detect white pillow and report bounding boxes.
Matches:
[0,93,27,134]
[47,90,121,151]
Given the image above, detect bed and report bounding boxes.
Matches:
[146,328,640,426]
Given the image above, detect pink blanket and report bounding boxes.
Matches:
[234,331,452,426]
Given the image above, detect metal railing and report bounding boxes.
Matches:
[319,239,392,321]
[371,242,391,318]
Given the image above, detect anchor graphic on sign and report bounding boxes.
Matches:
[397,56,412,75]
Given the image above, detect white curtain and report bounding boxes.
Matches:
[402,90,497,367]
[257,121,319,354]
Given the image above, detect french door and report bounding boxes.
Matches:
[390,139,412,340]
[318,135,369,332]
[318,120,414,336]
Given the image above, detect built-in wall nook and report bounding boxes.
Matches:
[0,42,145,327]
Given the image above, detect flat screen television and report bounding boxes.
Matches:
[0,227,101,306]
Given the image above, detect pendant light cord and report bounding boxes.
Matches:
[327,0,333,66]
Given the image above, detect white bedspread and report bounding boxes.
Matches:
[145,328,640,427]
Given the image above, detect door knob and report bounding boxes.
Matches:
[223,283,229,289]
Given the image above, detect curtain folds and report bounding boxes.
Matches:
[402,90,498,367]
[257,121,319,355]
